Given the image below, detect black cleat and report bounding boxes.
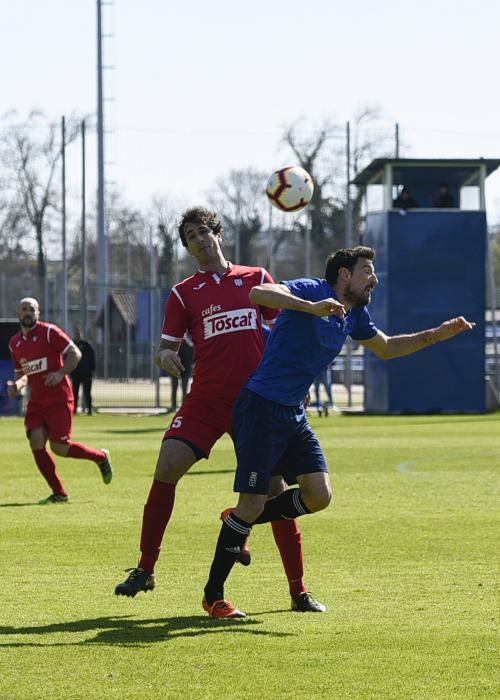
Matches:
[38,493,69,505]
[291,592,327,613]
[115,568,155,597]
[98,449,113,484]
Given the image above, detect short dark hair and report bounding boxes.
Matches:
[178,206,223,248]
[325,246,375,285]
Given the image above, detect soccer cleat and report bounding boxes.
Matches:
[220,508,251,566]
[38,493,69,505]
[98,449,113,485]
[115,568,155,597]
[202,597,246,619]
[291,592,327,613]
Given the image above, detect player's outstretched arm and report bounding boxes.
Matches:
[361,316,476,360]
[250,284,345,318]
[435,316,476,341]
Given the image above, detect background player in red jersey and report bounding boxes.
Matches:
[115,206,325,613]
[7,297,113,504]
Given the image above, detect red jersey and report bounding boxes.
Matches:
[162,264,278,400]
[8,321,74,407]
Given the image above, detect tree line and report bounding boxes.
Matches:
[2,108,498,298]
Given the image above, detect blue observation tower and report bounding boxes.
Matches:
[352,157,500,413]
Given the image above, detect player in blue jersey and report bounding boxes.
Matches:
[202,245,476,618]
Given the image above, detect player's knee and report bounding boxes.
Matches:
[320,484,333,510]
[234,497,265,523]
[303,483,333,512]
[154,460,184,483]
[50,442,69,456]
[268,475,287,498]
[154,440,197,483]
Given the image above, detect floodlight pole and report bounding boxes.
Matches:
[61,116,68,332]
[149,227,160,407]
[97,0,109,377]
[81,119,88,337]
[345,121,353,408]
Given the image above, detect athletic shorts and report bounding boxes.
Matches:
[25,400,74,443]
[232,388,328,495]
[163,391,236,459]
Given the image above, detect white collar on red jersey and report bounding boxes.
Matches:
[197,261,232,282]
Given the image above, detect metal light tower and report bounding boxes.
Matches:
[61,115,68,331]
[97,0,109,375]
[81,119,88,337]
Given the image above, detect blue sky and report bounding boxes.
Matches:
[2,0,500,223]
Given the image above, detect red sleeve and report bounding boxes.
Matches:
[47,324,73,354]
[8,343,22,372]
[259,268,280,323]
[161,288,188,341]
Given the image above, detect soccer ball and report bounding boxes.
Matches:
[265,165,314,213]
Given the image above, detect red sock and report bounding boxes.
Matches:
[32,449,68,497]
[139,480,176,574]
[67,442,105,463]
[271,519,306,598]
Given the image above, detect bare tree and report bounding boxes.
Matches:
[0,111,80,279]
[282,118,342,269]
[282,108,394,266]
[149,194,183,286]
[348,104,395,236]
[208,167,269,265]
[0,201,30,261]
[105,192,151,286]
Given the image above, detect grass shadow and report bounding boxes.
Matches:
[0,500,99,508]
[0,502,50,508]
[0,613,294,647]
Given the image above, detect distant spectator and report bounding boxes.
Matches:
[434,183,455,208]
[393,186,418,210]
[312,363,339,417]
[169,335,193,412]
[71,326,96,415]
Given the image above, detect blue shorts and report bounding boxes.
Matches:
[232,389,328,495]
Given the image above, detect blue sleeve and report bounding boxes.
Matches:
[350,306,378,341]
[283,277,324,302]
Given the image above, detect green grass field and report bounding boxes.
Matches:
[1,412,498,699]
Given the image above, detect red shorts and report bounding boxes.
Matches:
[25,400,74,443]
[163,391,236,458]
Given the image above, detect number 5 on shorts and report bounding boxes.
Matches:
[171,416,183,429]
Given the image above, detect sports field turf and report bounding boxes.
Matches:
[0,412,498,699]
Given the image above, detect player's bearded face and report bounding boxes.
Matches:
[343,259,378,307]
[18,304,39,328]
[343,281,371,307]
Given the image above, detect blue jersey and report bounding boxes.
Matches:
[246,277,378,405]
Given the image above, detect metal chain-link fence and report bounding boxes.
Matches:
[2,263,499,413]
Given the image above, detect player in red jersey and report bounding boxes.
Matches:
[115,206,325,613]
[7,298,113,504]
